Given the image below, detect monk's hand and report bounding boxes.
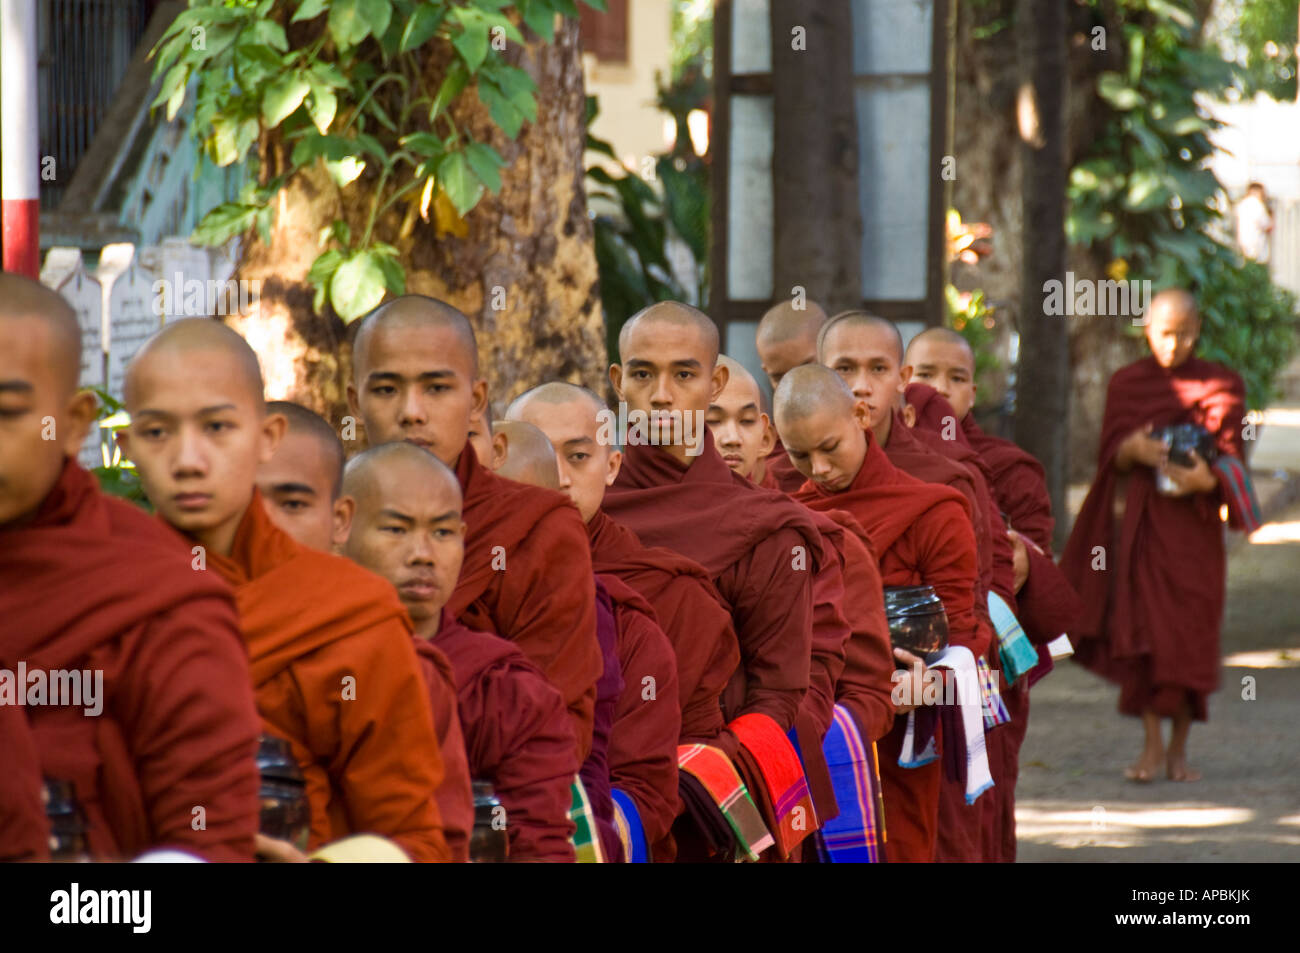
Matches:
[892,648,927,714]
[255,833,310,863]
[1120,423,1168,471]
[1159,449,1218,497]
[1008,529,1030,593]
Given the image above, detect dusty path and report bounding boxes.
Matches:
[1015,500,1300,861]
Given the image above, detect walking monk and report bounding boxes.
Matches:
[347,295,602,761]
[777,364,983,863]
[907,327,1082,860]
[257,402,476,862]
[492,413,681,861]
[755,298,829,492]
[1061,290,1258,783]
[341,442,579,860]
[0,275,262,862]
[120,319,449,861]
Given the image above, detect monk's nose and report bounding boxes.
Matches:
[556,458,572,488]
[399,387,426,425]
[650,375,673,406]
[715,420,740,447]
[173,426,207,476]
[852,372,872,398]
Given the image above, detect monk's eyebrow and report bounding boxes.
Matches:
[271,482,316,497]
[624,359,657,371]
[430,509,462,523]
[671,359,703,371]
[198,404,238,415]
[366,370,455,385]
[0,380,34,394]
[563,436,596,450]
[378,507,415,524]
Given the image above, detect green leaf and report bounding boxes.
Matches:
[464,142,505,192]
[400,3,446,52]
[208,114,259,167]
[262,73,311,126]
[191,203,258,245]
[291,132,361,166]
[451,9,490,72]
[234,43,284,90]
[1097,72,1143,110]
[325,156,367,187]
[307,248,344,284]
[306,82,337,134]
[375,251,406,295]
[400,131,445,157]
[478,83,525,138]
[292,0,328,22]
[243,18,288,53]
[430,61,469,120]
[330,0,371,49]
[518,0,555,42]
[437,150,485,214]
[361,0,394,44]
[152,64,190,118]
[331,251,389,322]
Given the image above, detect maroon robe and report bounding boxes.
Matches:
[432,609,579,861]
[603,430,820,736]
[0,460,261,861]
[764,441,807,493]
[449,443,603,762]
[1062,356,1248,723]
[412,637,479,863]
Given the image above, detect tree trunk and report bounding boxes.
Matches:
[769,0,862,313]
[226,16,605,437]
[1013,0,1070,550]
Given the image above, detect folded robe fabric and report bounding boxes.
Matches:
[989,591,1039,684]
[611,788,649,863]
[977,656,1011,729]
[817,705,883,863]
[1214,455,1262,533]
[728,713,818,859]
[927,647,994,805]
[568,777,606,863]
[676,773,734,856]
[677,743,774,862]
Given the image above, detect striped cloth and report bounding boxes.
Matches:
[977,655,1011,729]
[989,590,1038,684]
[678,743,774,862]
[816,705,884,863]
[927,646,994,805]
[729,712,818,859]
[568,776,606,863]
[610,788,648,863]
[1215,455,1263,533]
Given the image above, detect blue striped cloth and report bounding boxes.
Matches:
[610,788,649,863]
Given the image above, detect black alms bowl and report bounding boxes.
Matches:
[883,585,950,658]
[1156,422,1217,468]
[256,734,311,851]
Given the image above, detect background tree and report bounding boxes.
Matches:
[152,0,607,430]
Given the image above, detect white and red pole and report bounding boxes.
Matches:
[2,0,41,278]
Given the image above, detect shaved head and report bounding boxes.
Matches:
[1146,288,1201,369]
[492,420,560,490]
[716,355,763,409]
[905,326,977,419]
[0,273,82,397]
[818,311,903,365]
[772,364,870,493]
[755,298,827,392]
[774,363,857,426]
[507,381,607,422]
[617,301,720,365]
[352,295,479,379]
[708,355,775,479]
[267,401,344,496]
[125,318,265,411]
[343,440,462,508]
[258,401,347,551]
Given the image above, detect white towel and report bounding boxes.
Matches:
[928,646,995,804]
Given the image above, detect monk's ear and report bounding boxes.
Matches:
[260,411,288,463]
[331,495,355,549]
[490,431,508,471]
[605,448,623,486]
[852,400,872,430]
[61,389,99,457]
[468,377,489,421]
[758,414,777,456]
[902,403,918,428]
[608,363,625,401]
[346,381,361,420]
[710,362,729,402]
[900,363,914,388]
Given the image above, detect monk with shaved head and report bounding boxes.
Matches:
[601,302,827,861]
[0,275,262,862]
[256,404,475,862]
[349,295,602,764]
[907,328,1083,861]
[777,364,984,863]
[1063,289,1257,784]
[121,318,450,861]
[341,443,579,861]
[755,297,828,491]
[707,355,777,486]
[492,420,561,490]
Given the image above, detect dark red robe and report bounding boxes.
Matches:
[794,432,981,863]
[603,430,820,737]
[1062,356,1248,723]
[598,573,682,855]
[433,609,579,862]
[0,460,262,862]
[449,443,603,762]
[412,637,478,862]
[764,441,807,493]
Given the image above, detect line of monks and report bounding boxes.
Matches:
[0,274,1254,862]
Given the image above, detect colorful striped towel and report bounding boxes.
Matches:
[1215,455,1263,533]
[568,776,606,863]
[611,788,649,863]
[927,646,994,805]
[817,705,884,863]
[728,713,818,859]
[898,708,939,768]
[977,655,1011,729]
[989,590,1038,684]
[678,743,774,862]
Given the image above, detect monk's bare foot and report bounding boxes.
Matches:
[1166,754,1202,782]
[1125,750,1162,783]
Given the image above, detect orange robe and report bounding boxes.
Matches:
[208,492,450,862]
[449,443,603,762]
[0,460,261,862]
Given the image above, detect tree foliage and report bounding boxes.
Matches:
[149,0,603,322]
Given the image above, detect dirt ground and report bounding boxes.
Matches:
[1014,500,1300,861]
